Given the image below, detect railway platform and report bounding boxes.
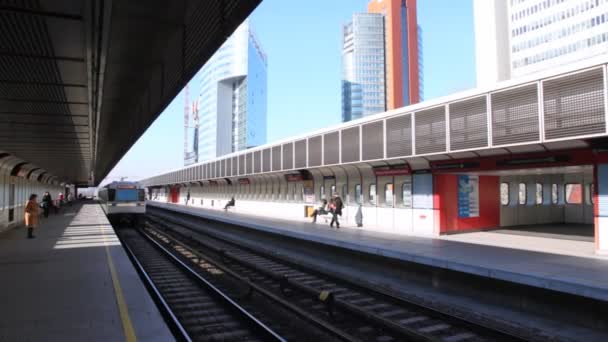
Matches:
[0,202,174,341]
[150,201,608,302]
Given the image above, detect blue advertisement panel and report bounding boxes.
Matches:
[458,175,479,218]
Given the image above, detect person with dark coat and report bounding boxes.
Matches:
[311,199,328,223]
[224,197,236,210]
[41,192,52,218]
[330,194,344,228]
[24,194,39,239]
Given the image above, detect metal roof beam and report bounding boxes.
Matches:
[0,6,83,20]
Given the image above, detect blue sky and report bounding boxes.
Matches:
[102,0,476,184]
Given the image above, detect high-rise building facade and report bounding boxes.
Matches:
[342,13,387,122]
[342,0,422,123]
[368,0,421,109]
[185,20,267,165]
[475,0,608,87]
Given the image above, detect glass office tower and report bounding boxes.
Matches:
[342,13,387,122]
[185,19,267,165]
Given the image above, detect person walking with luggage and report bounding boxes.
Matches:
[42,192,52,218]
[329,193,344,229]
[24,194,39,239]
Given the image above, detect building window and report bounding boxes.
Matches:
[585,184,594,205]
[355,184,362,204]
[385,183,394,207]
[500,183,509,205]
[320,185,325,200]
[369,184,377,206]
[519,183,527,205]
[565,183,582,204]
[551,184,558,204]
[536,183,543,205]
[342,184,348,202]
[402,183,412,208]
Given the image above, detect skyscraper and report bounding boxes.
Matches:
[342,13,387,122]
[368,0,421,108]
[474,0,608,87]
[342,0,421,123]
[185,20,267,165]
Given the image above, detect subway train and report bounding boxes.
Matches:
[98,181,146,227]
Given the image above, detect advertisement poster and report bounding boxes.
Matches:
[303,180,314,203]
[458,175,479,218]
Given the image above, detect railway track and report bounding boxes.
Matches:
[143,209,533,342]
[118,229,287,342]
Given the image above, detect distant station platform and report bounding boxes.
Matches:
[0,202,173,342]
[150,201,608,302]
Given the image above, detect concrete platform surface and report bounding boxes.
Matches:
[0,202,174,342]
[150,201,608,302]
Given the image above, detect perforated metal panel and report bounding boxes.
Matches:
[341,127,360,163]
[323,132,339,165]
[282,143,293,170]
[263,148,271,172]
[239,155,245,175]
[254,151,261,173]
[295,140,307,168]
[415,106,446,154]
[308,136,322,167]
[544,68,606,140]
[449,96,488,151]
[248,152,254,174]
[226,158,232,177]
[272,146,282,171]
[491,84,539,146]
[232,157,238,176]
[386,115,412,158]
[362,121,384,160]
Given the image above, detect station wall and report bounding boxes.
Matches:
[434,174,500,233]
[147,166,595,237]
[148,172,437,236]
[0,175,63,233]
[499,172,593,227]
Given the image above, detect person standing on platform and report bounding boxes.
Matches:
[355,204,363,227]
[42,191,52,218]
[330,193,344,229]
[67,192,73,206]
[58,192,64,209]
[24,194,39,239]
[186,190,191,206]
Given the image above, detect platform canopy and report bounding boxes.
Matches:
[0,0,261,186]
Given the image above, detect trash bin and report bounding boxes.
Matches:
[304,205,314,218]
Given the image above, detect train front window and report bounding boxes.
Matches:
[115,189,138,201]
